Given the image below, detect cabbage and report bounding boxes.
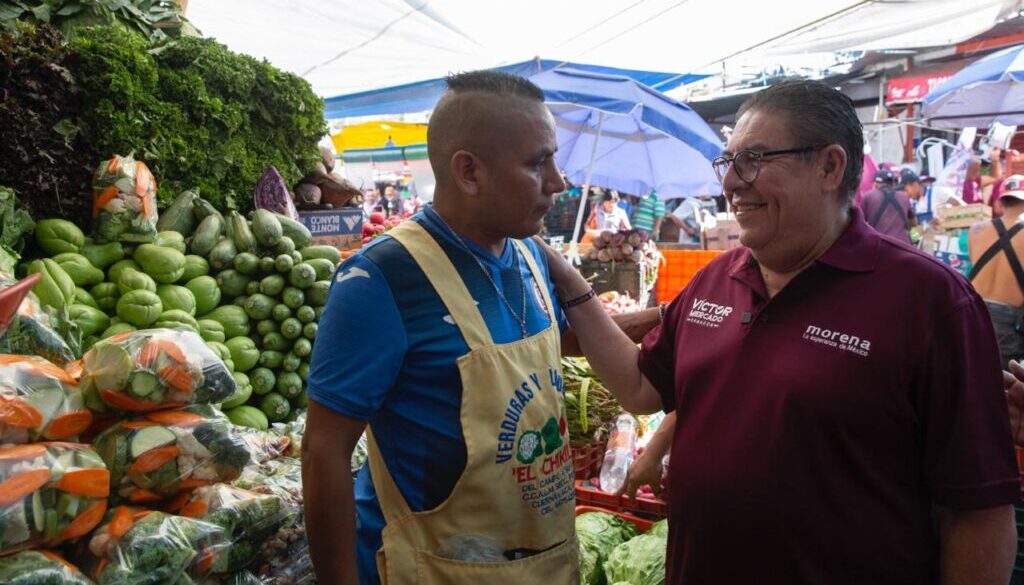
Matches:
[647,519,669,538]
[576,512,636,585]
[603,534,667,585]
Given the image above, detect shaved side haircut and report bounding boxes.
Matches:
[428,70,547,187]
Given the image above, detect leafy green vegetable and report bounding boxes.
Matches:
[0,186,34,274]
[576,511,637,585]
[0,0,199,43]
[603,533,667,585]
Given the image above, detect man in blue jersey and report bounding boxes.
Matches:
[303,71,662,585]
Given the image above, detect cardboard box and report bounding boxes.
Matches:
[936,203,991,229]
[297,208,363,251]
[701,219,741,251]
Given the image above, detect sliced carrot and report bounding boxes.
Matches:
[134,163,151,198]
[194,545,214,574]
[0,356,75,383]
[157,365,193,394]
[162,491,190,513]
[0,468,51,507]
[179,500,208,518]
[94,557,108,579]
[106,331,133,344]
[0,444,47,461]
[106,156,120,176]
[54,468,110,498]
[129,445,178,475]
[93,185,120,217]
[100,389,152,412]
[64,359,83,380]
[122,420,159,430]
[177,478,217,490]
[145,410,204,427]
[107,506,134,539]
[126,488,163,504]
[0,397,44,428]
[61,499,107,540]
[46,410,93,440]
[42,441,88,450]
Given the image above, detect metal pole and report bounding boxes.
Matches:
[568,111,605,264]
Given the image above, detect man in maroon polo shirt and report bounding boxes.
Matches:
[541,79,1019,585]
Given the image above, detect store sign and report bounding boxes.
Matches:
[886,73,953,104]
[298,208,363,251]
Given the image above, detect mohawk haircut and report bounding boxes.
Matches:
[444,69,545,101]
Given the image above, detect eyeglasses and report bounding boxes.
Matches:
[712,145,829,184]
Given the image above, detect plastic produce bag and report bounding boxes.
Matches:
[84,508,224,584]
[94,405,252,503]
[0,550,94,585]
[236,427,292,465]
[0,275,78,366]
[232,457,302,506]
[80,329,236,413]
[0,442,109,555]
[91,154,158,244]
[168,484,297,575]
[0,354,93,444]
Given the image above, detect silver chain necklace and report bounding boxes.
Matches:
[431,210,529,339]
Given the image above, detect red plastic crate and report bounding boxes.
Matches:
[571,442,606,481]
[575,479,668,518]
[575,505,654,533]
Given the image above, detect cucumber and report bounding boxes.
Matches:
[129,426,177,458]
[250,367,276,395]
[300,245,342,264]
[282,287,305,309]
[280,318,302,340]
[274,213,313,249]
[256,319,278,337]
[260,274,286,297]
[103,434,128,485]
[259,350,285,369]
[129,371,159,397]
[260,392,291,423]
[289,263,317,289]
[32,492,44,533]
[272,303,291,322]
[296,305,316,324]
[274,254,294,274]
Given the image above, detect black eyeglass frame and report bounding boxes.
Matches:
[712,144,830,184]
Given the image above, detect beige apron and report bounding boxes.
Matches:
[366,221,578,585]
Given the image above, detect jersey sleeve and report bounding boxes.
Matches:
[916,296,1021,509]
[307,254,408,421]
[522,238,569,334]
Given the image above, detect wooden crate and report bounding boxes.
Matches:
[578,259,643,300]
[936,203,991,229]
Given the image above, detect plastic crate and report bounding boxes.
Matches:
[575,505,654,534]
[574,479,668,519]
[571,442,606,481]
[655,249,722,303]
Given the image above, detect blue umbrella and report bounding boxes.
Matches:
[923,44,1024,128]
[529,67,723,244]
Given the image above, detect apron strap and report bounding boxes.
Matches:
[387,221,493,350]
[513,240,558,331]
[969,218,1024,295]
[365,428,414,522]
[869,188,909,230]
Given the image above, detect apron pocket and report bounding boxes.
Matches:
[377,547,389,585]
[416,535,579,585]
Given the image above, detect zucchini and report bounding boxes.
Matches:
[192,197,222,222]
[259,256,276,274]
[275,236,296,255]
[256,319,278,337]
[251,209,283,248]
[276,372,303,398]
[280,318,302,340]
[234,252,260,276]
[274,213,312,249]
[282,287,305,309]
[262,332,290,352]
[190,214,224,257]
[303,322,318,340]
[250,367,276,395]
[274,254,294,274]
[228,211,257,253]
[281,352,301,373]
[289,263,317,289]
[208,238,238,271]
[307,280,330,307]
[260,274,286,297]
[156,190,197,235]
[305,258,336,281]
[260,392,291,423]
[245,294,276,320]
[300,245,342,265]
[272,303,291,322]
[259,350,285,369]
[292,337,313,358]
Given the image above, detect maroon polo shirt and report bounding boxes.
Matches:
[639,207,1019,585]
[860,188,914,244]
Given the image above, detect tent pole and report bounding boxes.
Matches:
[568,111,605,265]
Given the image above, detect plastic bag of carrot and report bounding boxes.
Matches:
[0,442,110,555]
[0,550,94,584]
[0,354,93,444]
[90,153,158,244]
[93,405,252,503]
[78,329,236,414]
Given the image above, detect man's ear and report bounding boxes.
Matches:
[450,150,483,196]
[821,144,848,192]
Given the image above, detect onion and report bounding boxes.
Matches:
[627,233,642,248]
[621,243,634,256]
[631,251,643,262]
[611,233,626,247]
[597,249,612,262]
[611,247,625,261]
[600,230,615,243]
[593,236,606,249]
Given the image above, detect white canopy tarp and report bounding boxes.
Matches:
[188,0,1019,98]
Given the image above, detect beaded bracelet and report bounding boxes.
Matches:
[561,288,596,309]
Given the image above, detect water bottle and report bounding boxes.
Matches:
[599,414,639,493]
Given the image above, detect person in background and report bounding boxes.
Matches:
[669,195,714,244]
[632,190,666,239]
[539,79,1019,585]
[860,168,916,244]
[964,146,1004,204]
[402,190,423,217]
[593,192,631,232]
[381,185,402,218]
[967,174,1024,368]
[616,191,634,220]
[363,188,381,218]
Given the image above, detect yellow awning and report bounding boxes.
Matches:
[332,121,428,153]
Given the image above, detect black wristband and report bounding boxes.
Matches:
[561,288,596,309]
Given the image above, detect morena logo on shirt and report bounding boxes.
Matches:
[687,298,734,328]
[802,324,872,357]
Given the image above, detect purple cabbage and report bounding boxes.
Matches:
[253,166,299,220]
